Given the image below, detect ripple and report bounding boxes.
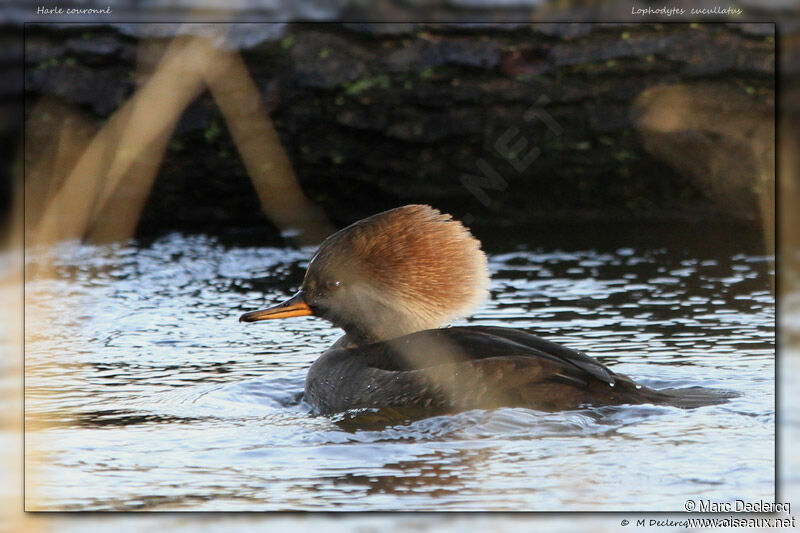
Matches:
[24,230,775,511]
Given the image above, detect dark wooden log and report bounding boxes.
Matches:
[22,22,775,237]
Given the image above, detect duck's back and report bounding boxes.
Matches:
[303,326,734,415]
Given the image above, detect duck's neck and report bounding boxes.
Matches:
[339,325,383,347]
[332,322,412,348]
[328,298,435,346]
[329,331,377,350]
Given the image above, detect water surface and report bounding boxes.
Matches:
[24,224,774,511]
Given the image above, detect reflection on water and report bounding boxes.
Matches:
[24,224,774,511]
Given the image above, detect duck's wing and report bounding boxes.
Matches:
[322,327,732,415]
[371,326,616,388]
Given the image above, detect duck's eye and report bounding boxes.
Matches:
[324,279,341,292]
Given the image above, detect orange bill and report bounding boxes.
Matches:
[239,291,313,322]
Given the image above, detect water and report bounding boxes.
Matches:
[24,224,775,511]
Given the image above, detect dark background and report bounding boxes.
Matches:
[20,20,775,240]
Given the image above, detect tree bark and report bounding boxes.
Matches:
[22,22,775,236]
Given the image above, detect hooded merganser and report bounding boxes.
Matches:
[240,205,733,416]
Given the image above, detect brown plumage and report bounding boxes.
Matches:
[240,205,735,419]
[302,205,489,342]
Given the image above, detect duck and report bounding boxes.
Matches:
[240,204,733,417]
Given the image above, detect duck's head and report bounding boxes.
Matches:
[240,205,490,344]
